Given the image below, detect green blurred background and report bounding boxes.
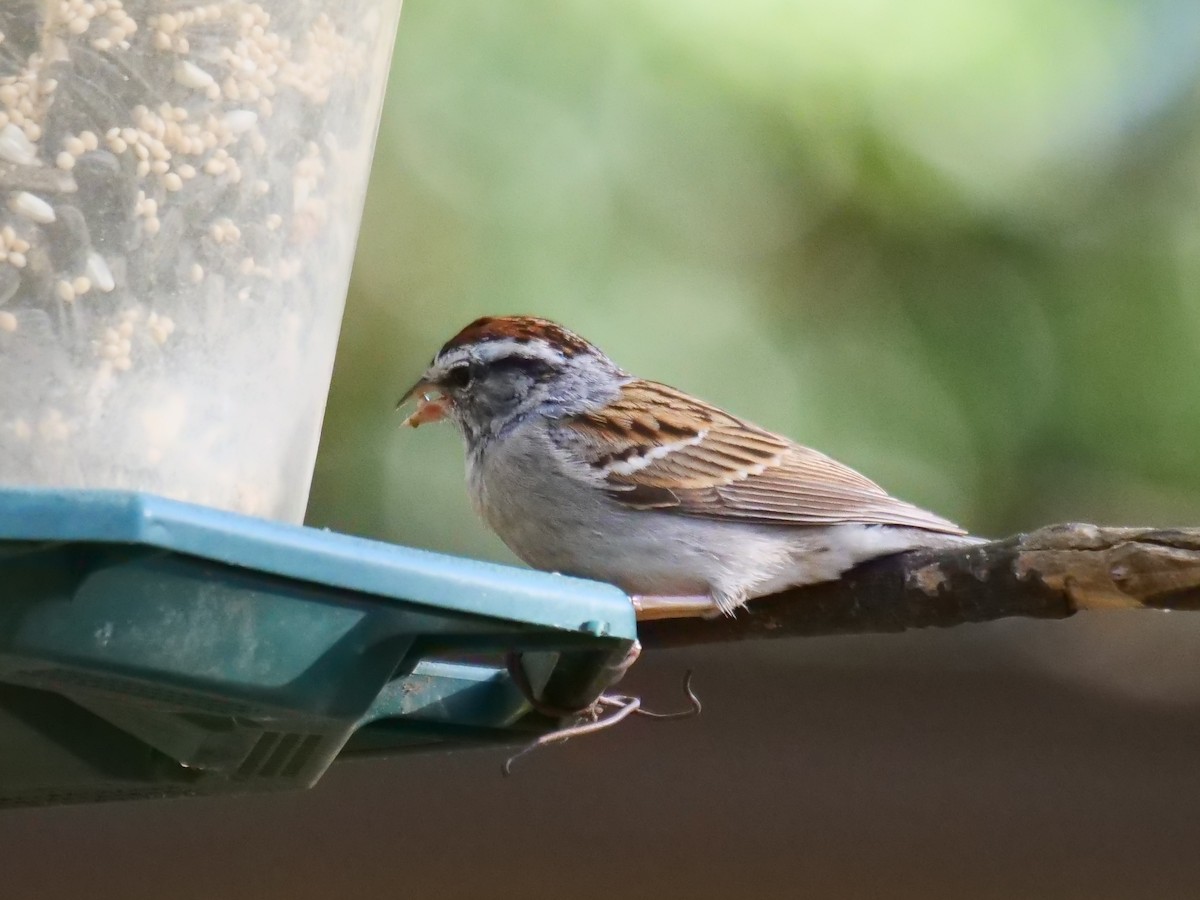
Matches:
[14,3,1200,899]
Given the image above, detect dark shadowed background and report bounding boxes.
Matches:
[8,1,1200,896]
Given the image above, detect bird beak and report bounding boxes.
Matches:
[396,379,450,428]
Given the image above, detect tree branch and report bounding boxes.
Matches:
[637,524,1200,649]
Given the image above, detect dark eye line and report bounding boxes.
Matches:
[439,354,554,390]
[488,355,555,379]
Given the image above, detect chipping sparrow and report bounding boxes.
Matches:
[399,316,978,620]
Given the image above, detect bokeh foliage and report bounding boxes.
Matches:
[310,0,1200,566]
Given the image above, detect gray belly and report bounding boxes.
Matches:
[467,430,724,596]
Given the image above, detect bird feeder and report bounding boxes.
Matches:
[0,0,402,521]
[0,1,638,806]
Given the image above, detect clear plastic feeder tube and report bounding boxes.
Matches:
[0,0,403,521]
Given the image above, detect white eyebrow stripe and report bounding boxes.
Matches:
[472,340,567,367]
[600,430,708,476]
[431,340,566,381]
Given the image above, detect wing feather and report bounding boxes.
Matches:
[559,379,965,534]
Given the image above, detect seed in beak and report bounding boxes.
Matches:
[402,393,449,428]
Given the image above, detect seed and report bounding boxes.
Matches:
[149,314,175,344]
[0,123,37,165]
[9,192,56,224]
[223,109,258,134]
[175,61,216,91]
[210,219,240,242]
[163,171,182,191]
[86,252,115,292]
[56,151,76,170]
[72,276,91,295]
[56,280,76,302]
[0,311,16,332]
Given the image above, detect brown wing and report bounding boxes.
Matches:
[561,379,966,534]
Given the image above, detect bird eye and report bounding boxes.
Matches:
[441,365,472,389]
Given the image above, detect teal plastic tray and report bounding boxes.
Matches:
[0,488,637,807]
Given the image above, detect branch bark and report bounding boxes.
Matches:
[637,524,1200,649]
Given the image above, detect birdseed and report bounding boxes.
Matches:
[0,0,401,521]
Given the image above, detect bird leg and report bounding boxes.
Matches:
[631,594,721,621]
